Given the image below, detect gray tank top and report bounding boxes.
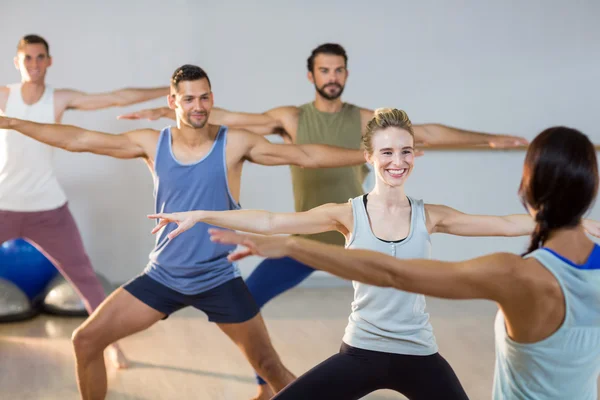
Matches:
[343,195,438,355]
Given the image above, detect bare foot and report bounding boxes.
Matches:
[106,343,129,369]
[251,384,274,400]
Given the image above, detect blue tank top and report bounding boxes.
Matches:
[144,126,241,294]
[493,245,600,399]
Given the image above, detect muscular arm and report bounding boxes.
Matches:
[118,105,298,138]
[57,87,169,111]
[0,116,153,159]
[413,124,528,147]
[359,108,528,147]
[238,129,365,168]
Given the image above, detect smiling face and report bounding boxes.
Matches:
[169,78,213,129]
[366,127,415,187]
[14,43,51,84]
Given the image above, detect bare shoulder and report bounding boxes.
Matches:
[316,202,353,215]
[123,128,161,160]
[225,126,257,143]
[319,202,354,226]
[266,106,300,137]
[54,88,79,101]
[358,107,375,133]
[267,105,300,119]
[222,127,260,163]
[53,88,80,111]
[359,107,374,118]
[482,252,528,289]
[124,127,160,139]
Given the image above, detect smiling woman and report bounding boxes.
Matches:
[363,108,415,183]
[145,107,594,399]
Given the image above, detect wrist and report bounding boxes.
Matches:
[283,236,299,257]
[193,210,207,223]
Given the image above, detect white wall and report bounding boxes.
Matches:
[2,0,599,284]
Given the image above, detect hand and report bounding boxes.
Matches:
[118,107,166,121]
[488,135,529,148]
[147,212,197,240]
[583,219,600,238]
[209,229,290,261]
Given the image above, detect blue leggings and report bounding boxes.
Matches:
[246,256,315,384]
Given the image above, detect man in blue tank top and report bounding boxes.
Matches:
[120,43,532,396]
[0,64,368,399]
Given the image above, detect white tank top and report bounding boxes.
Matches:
[0,83,67,211]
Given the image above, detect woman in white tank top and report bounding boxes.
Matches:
[207,123,600,399]
[152,110,600,399]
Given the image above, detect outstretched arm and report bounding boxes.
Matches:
[209,229,518,301]
[359,108,527,148]
[427,204,600,238]
[0,116,151,159]
[413,124,528,148]
[239,129,365,168]
[148,203,349,240]
[118,106,295,137]
[57,87,169,111]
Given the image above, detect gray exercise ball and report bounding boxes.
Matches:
[41,273,114,316]
[0,278,38,322]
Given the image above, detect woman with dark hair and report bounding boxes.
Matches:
[208,125,600,399]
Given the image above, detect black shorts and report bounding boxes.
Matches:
[123,274,260,323]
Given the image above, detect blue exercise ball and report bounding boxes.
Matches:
[0,239,58,300]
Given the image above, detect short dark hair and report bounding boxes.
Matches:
[17,34,50,55]
[519,126,598,254]
[171,64,211,90]
[307,43,348,72]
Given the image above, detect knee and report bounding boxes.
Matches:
[71,325,105,358]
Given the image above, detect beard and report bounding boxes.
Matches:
[186,111,208,128]
[315,82,344,100]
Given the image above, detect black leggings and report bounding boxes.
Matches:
[273,343,469,400]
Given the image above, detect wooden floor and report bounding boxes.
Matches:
[0,286,597,399]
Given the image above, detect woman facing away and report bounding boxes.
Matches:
[153,110,600,399]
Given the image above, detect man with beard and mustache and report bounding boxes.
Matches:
[0,34,170,371]
[119,43,529,398]
[0,64,373,400]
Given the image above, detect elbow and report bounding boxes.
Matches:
[300,156,320,169]
[63,140,84,153]
[417,124,444,145]
[63,134,88,153]
[262,212,279,235]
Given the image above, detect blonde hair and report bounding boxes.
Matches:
[362,108,414,155]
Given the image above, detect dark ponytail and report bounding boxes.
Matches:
[526,206,551,254]
[519,127,598,255]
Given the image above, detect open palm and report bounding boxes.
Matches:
[148,212,196,240]
[209,229,289,261]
